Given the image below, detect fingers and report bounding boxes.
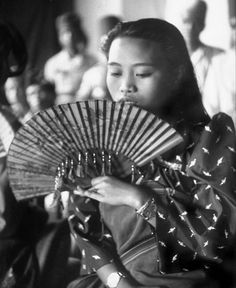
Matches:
[74,186,104,202]
[91,175,112,186]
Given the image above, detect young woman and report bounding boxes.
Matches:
[67,18,236,288]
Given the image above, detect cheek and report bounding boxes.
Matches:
[138,79,158,98]
[139,77,172,110]
[106,77,120,100]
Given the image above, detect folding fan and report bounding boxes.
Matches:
[7,100,184,200]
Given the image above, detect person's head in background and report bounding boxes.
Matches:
[4,74,29,119]
[26,78,56,114]
[4,74,25,106]
[99,15,121,46]
[75,15,121,101]
[56,12,88,57]
[0,20,27,88]
[228,0,236,48]
[97,15,121,60]
[102,18,209,135]
[165,0,207,54]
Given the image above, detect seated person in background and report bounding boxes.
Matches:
[165,0,224,116]
[76,15,121,101]
[203,14,236,126]
[26,79,57,114]
[44,12,97,105]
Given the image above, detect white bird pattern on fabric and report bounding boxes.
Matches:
[67,113,235,279]
[205,126,211,132]
[202,147,209,154]
[217,157,224,166]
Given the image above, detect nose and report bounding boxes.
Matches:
[119,74,136,95]
[120,86,135,95]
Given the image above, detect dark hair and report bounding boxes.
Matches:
[102,18,210,135]
[0,20,27,85]
[193,0,207,29]
[38,80,56,109]
[99,15,121,37]
[56,12,88,48]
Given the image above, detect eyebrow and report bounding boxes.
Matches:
[107,62,155,67]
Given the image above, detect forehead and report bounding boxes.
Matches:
[5,77,19,88]
[58,24,72,34]
[108,37,164,65]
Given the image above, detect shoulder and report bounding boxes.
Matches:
[190,112,235,157]
[45,51,65,67]
[0,105,21,129]
[186,113,236,192]
[82,53,98,66]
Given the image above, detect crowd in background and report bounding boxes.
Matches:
[1,0,235,126]
[1,0,235,218]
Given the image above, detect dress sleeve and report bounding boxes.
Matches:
[68,196,116,275]
[144,113,236,273]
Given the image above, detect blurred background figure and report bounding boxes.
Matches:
[44,12,97,105]
[4,75,32,123]
[0,20,27,88]
[76,15,121,101]
[165,0,225,114]
[26,78,57,115]
[1,19,29,126]
[203,1,236,126]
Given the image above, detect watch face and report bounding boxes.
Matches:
[106,272,122,288]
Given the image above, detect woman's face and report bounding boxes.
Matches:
[106,37,176,114]
[58,26,73,49]
[26,84,40,113]
[4,77,23,105]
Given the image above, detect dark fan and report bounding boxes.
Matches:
[7,100,183,200]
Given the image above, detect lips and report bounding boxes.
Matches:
[118,97,138,106]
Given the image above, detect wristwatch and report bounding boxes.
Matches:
[106,272,125,288]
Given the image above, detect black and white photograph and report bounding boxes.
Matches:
[0,0,235,287]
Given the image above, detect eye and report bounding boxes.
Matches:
[111,72,122,77]
[107,69,122,77]
[135,72,152,78]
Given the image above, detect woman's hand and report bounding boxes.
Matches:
[74,176,150,209]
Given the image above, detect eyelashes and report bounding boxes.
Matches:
[108,72,153,78]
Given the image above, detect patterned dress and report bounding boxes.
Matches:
[68,113,236,288]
